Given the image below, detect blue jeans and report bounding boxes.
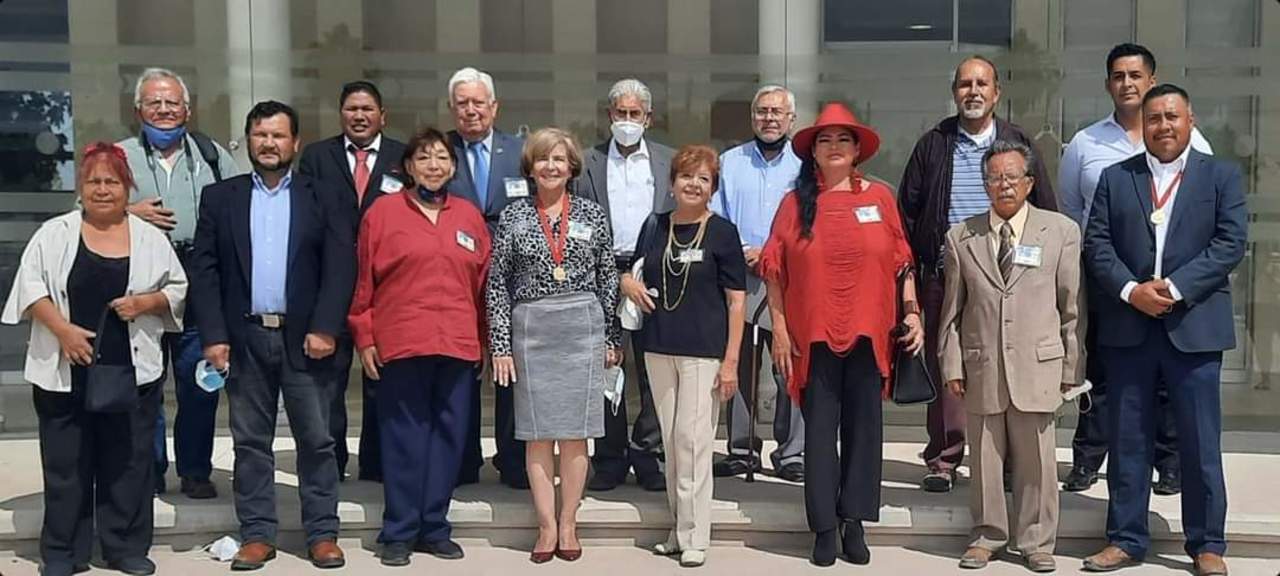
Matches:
[154,307,219,480]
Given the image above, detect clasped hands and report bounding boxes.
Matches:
[1130,278,1176,318]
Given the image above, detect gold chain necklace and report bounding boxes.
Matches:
[661,212,710,311]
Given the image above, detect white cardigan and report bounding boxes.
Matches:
[1,211,188,392]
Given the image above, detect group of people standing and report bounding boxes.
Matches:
[2,40,1242,576]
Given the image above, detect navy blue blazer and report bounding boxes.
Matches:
[297,133,408,229]
[190,172,356,370]
[446,129,524,232]
[1083,149,1246,353]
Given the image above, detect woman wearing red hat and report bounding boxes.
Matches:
[759,102,923,567]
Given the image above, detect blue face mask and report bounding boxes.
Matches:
[417,184,447,204]
[142,123,187,151]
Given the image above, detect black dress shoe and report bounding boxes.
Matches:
[811,529,838,567]
[713,457,761,478]
[921,469,955,493]
[380,542,412,567]
[1152,470,1181,496]
[180,477,218,499]
[39,562,90,576]
[153,474,166,496]
[1063,466,1099,492]
[587,473,624,491]
[416,539,465,560]
[639,473,667,492]
[841,520,870,565]
[107,557,156,575]
[776,462,805,483]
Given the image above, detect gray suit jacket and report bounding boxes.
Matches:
[573,138,676,237]
[938,205,1084,415]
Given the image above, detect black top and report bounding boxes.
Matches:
[67,239,132,384]
[633,212,747,359]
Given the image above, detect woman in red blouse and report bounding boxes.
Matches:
[759,103,924,567]
[347,127,491,566]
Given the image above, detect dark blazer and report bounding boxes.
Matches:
[573,139,676,235]
[297,133,408,229]
[898,116,1058,273]
[446,129,524,232]
[1083,149,1247,353]
[190,172,356,370]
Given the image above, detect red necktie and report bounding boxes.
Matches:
[352,146,371,205]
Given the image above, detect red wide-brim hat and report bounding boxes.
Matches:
[792,102,881,165]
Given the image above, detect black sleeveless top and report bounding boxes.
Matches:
[67,238,131,384]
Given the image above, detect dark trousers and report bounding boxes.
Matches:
[1101,322,1227,559]
[326,336,380,480]
[1072,302,1180,474]
[725,324,805,468]
[460,361,526,484]
[593,330,664,481]
[154,292,218,481]
[378,356,474,543]
[802,340,882,533]
[922,274,966,471]
[36,380,160,567]
[226,324,339,546]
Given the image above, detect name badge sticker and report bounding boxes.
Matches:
[380,174,403,193]
[678,249,704,263]
[456,230,476,252]
[504,177,530,198]
[568,221,594,241]
[1013,245,1042,267]
[854,205,882,224]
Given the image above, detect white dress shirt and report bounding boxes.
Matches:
[1120,144,1192,304]
[2,212,187,392]
[606,138,656,254]
[344,133,382,174]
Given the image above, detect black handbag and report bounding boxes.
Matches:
[890,267,937,405]
[83,306,138,413]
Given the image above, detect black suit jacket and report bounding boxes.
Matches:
[190,172,356,370]
[446,129,525,233]
[298,133,408,230]
[1084,150,1247,353]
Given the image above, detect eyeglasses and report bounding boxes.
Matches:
[753,107,791,120]
[984,172,1027,186]
[140,98,185,112]
[611,108,647,122]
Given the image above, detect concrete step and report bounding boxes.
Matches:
[2,436,1278,549]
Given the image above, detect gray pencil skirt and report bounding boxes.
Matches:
[511,291,606,441]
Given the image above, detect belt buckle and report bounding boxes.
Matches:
[261,314,282,329]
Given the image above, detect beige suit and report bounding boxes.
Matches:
[938,204,1083,556]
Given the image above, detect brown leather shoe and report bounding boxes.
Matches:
[958,546,994,569]
[1083,545,1139,572]
[308,539,346,569]
[1026,552,1057,573]
[230,542,276,571]
[1194,552,1228,576]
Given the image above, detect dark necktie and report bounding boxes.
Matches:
[998,222,1014,282]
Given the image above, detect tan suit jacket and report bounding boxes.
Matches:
[938,205,1084,415]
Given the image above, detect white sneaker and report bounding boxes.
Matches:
[679,550,706,567]
[653,541,680,556]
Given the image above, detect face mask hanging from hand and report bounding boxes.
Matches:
[142,123,187,151]
[610,121,645,147]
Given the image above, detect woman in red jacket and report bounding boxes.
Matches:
[760,103,923,567]
[347,127,491,567]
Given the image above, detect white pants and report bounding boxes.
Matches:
[644,352,722,551]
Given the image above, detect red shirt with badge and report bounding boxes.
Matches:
[348,190,492,363]
[758,178,914,403]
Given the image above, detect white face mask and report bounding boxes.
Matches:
[610,121,645,147]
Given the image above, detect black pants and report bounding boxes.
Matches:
[325,336,382,480]
[802,340,882,533]
[1072,295,1180,475]
[593,331,664,481]
[227,324,339,546]
[35,380,161,567]
[724,324,805,468]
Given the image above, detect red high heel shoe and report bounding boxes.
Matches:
[529,548,555,564]
[555,547,582,562]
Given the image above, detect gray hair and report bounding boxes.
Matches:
[447,67,497,105]
[133,67,191,109]
[951,54,1001,90]
[607,78,652,113]
[750,84,795,114]
[980,140,1035,181]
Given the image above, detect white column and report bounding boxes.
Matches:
[759,0,820,125]
[552,0,597,141]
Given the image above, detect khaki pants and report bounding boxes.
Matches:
[645,352,722,551]
[967,407,1058,556]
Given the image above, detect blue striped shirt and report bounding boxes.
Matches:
[947,122,996,225]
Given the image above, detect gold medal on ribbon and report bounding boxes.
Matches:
[1150,208,1166,226]
[553,266,567,282]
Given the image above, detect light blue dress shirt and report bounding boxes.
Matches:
[713,139,801,248]
[1058,113,1213,227]
[249,170,292,314]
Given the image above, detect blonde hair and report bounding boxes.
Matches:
[520,127,583,180]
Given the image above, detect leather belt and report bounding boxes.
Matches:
[245,313,285,329]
